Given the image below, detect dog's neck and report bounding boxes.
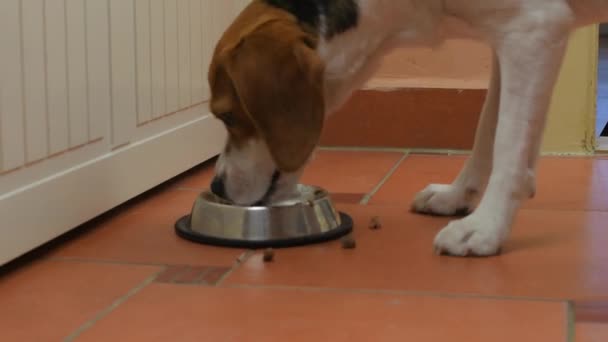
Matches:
[259,0,608,117]
[308,0,453,115]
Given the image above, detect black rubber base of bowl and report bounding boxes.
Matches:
[175,212,353,249]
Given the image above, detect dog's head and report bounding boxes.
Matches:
[208,2,325,205]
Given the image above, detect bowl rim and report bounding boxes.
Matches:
[175,211,353,248]
[200,184,329,210]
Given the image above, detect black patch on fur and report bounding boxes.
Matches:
[263,0,359,39]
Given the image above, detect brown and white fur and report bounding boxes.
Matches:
[208,0,608,256]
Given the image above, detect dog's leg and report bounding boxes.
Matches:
[411,52,500,216]
[433,14,571,256]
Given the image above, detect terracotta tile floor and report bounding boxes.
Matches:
[576,323,608,342]
[2,151,608,341]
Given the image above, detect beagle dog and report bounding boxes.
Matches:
[208,0,607,256]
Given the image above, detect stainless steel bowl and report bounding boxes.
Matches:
[175,185,353,248]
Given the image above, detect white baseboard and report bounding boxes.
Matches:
[0,115,226,265]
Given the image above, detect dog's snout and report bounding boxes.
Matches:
[210,176,226,199]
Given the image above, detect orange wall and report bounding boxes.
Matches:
[368,39,492,90]
[364,27,599,153]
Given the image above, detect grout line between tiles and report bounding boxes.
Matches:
[166,265,195,284]
[63,268,166,342]
[192,267,213,285]
[217,283,568,304]
[318,146,412,153]
[360,152,410,205]
[319,146,472,155]
[318,145,603,157]
[215,250,255,286]
[48,258,252,285]
[48,256,167,267]
[409,148,472,155]
[567,301,575,342]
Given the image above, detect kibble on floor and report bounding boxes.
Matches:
[369,216,382,230]
[341,235,356,249]
[263,248,275,262]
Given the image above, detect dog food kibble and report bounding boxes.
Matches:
[263,248,275,262]
[369,216,382,230]
[341,235,356,249]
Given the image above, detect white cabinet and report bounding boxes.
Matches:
[0,0,247,265]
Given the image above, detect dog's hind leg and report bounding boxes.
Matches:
[411,52,500,216]
[433,8,573,256]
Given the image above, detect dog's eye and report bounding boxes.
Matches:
[219,112,237,127]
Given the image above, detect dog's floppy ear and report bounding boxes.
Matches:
[224,22,325,172]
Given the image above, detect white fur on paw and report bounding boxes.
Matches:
[433,218,502,257]
[412,184,473,216]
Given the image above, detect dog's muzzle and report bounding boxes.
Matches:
[210,170,281,206]
[254,170,281,206]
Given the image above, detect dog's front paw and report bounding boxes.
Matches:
[433,217,503,257]
[412,184,474,216]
